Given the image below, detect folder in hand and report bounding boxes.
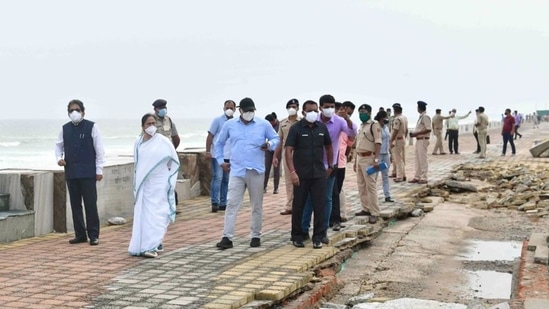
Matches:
[366,161,388,175]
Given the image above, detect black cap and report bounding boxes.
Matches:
[478,106,485,112]
[358,104,372,112]
[417,101,427,107]
[152,99,167,108]
[238,97,256,112]
[286,98,299,108]
[392,103,402,109]
[436,109,441,113]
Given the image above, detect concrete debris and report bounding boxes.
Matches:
[346,293,375,306]
[320,302,349,309]
[411,209,424,217]
[352,298,467,309]
[431,164,549,214]
[487,302,510,309]
[107,217,127,225]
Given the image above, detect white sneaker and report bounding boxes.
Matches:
[156,244,164,252]
[143,251,158,258]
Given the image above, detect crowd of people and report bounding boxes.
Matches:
[54,97,535,256]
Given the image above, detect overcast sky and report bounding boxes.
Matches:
[1,0,548,121]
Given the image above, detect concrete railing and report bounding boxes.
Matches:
[0,149,209,242]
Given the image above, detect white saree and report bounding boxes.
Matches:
[128,133,180,256]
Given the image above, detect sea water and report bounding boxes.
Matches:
[0,118,209,170]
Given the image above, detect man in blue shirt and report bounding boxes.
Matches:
[205,100,236,212]
[214,98,280,249]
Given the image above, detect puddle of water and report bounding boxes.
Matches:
[459,240,522,261]
[464,270,512,299]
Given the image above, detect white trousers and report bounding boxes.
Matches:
[223,169,264,239]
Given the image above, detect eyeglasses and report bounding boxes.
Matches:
[69,109,81,113]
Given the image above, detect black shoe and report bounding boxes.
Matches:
[218,205,226,211]
[385,197,395,203]
[216,237,233,249]
[273,189,279,194]
[320,236,329,244]
[455,152,460,155]
[211,203,218,213]
[250,238,261,248]
[69,237,87,244]
[89,238,99,246]
[313,241,323,249]
[355,210,371,216]
[332,222,341,231]
[292,240,305,248]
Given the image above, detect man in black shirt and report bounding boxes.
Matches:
[285,100,333,249]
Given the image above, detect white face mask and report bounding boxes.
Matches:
[322,107,335,118]
[242,111,255,121]
[287,108,297,116]
[145,125,157,137]
[224,109,234,117]
[69,111,83,123]
[305,111,318,123]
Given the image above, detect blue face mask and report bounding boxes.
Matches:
[157,108,167,117]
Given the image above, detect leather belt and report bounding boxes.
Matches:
[416,137,430,140]
[357,151,375,157]
[396,137,404,140]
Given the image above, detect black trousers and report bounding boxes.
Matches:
[264,150,281,190]
[330,167,346,224]
[66,178,100,240]
[514,125,522,139]
[473,132,481,152]
[447,130,459,153]
[292,177,326,242]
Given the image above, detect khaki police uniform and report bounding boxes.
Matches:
[391,114,408,180]
[431,113,446,154]
[476,112,489,157]
[414,112,431,181]
[154,114,175,142]
[355,120,382,216]
[279,116,300,211]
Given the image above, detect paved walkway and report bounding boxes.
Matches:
[0,120,548,309]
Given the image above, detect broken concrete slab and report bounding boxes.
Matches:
[534,245,549,265]
[529,139,549,157]
[528,233,548,251]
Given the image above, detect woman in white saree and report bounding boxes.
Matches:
[128,114,180,258]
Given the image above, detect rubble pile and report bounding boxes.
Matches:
[432,163,549,216]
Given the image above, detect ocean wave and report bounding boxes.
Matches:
[0,141,21,147]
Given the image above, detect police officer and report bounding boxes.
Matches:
[389,103,408,182]
[409,101,431,184]
[431,109,452,155]
[354,104,382,224]
[152,99,181,205]
[152,99,180,150]
[476,106,489,158]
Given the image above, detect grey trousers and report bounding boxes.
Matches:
[223,169,264,239]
